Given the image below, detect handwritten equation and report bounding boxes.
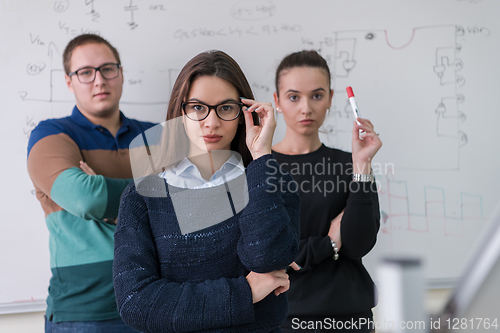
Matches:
[173,23,301,41]
[229,2,276,20]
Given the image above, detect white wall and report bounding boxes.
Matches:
[0,311,44,333]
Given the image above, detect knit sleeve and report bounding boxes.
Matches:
[236,155,301,273]
[293,236,336,272]
[113,184,256,333]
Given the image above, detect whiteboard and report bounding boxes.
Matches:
[1,0,499,313]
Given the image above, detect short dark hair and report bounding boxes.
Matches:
[162,50,258,167]
[275,50,331,96]
[62,34,121,74]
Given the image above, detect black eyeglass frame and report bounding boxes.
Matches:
[181,101,244,121]
[68,63,121,83]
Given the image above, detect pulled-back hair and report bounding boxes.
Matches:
[63,34,121,74]
[163,50,258,167]
[275,50,331,96]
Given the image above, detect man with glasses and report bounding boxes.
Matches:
[27,34,155,332]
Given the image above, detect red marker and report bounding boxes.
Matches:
[346,86,362,125]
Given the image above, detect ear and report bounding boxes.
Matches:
[328,89,334,107]
[273,92,281,113]
[120,66,124,84]
[65,74,74,93]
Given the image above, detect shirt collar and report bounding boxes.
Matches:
[157,152,245,189]
[217,153,245,174]
[174,157,197,176]
[70,106,130,132]
[71,106,96,129]
[175,153,244,178]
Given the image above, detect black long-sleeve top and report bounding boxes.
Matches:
[272,144,380,324]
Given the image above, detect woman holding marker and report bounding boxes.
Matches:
[272,50,382,333]
[111,50,300,333]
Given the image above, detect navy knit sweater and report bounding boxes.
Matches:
[113,155,300,333]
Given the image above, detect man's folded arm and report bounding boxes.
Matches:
[27,130,131,221]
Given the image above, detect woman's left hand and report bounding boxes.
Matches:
[241,98,276,160]
[351,118,382,174]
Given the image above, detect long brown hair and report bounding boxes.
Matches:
[162,50,257,168]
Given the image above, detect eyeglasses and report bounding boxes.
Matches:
[182,101,243,121]
[68,63,121,83]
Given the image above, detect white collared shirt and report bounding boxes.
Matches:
[158,153,245,189]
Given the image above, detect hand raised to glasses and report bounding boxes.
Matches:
[351,118,382,175]
[241,98,276,160]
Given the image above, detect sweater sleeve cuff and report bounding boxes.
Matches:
[230,276,255,326]
[320,236,335,257]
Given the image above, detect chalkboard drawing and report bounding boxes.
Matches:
[85,0,100,23]
[379,176,484,239]
[20,63,174,107]
[325,25,466,171]
[333,39,357,77]
[386,179,414,233]
[433,46,464,86]
[425,187,447,235]
[229,0,277,21]
[461,193,483,220]
[120,69,171,105]
[124,0,139,29]
[435,95,467,145]
[53,0,70,13]
[52,69,74,102]
[380,177,428,234]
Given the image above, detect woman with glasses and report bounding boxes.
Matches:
[112,50,300,333]
[272,50,382,333]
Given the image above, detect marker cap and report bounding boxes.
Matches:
[346,86,354,98]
